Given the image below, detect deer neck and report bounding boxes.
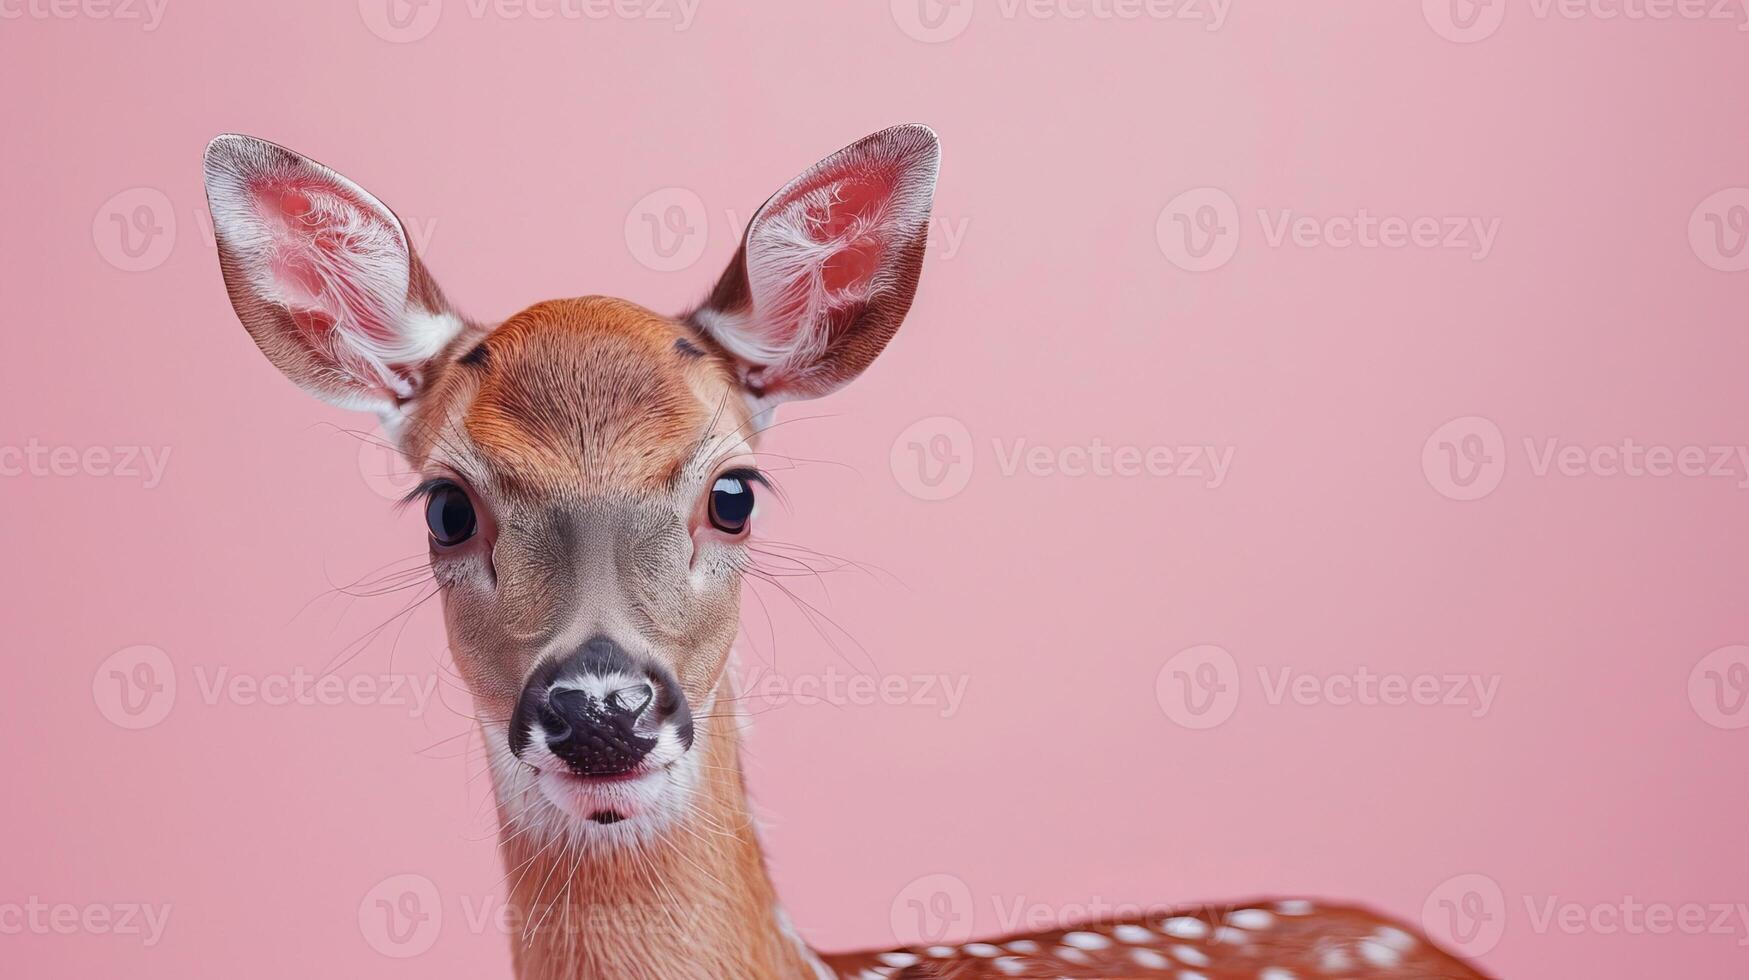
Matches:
[497,690,821,980]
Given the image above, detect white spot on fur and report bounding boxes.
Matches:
[1358,938,1402,967]
[1061,931,1110,950]
[1226,908,1275,930]
[1318,944,1354,972]
[1113,923,1154,943]
[1130,947,1170,968]
[1162,916,1209,939]
[1373,925,1416,951]
[1172,945,1211,966]
[963,943,1000,957]
[876,952,918,968]
[1275,900,1314,916]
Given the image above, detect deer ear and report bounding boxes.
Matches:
[688,124,939,406]
[202,134,464,420]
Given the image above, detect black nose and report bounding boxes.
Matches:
[509,637,692,778]
[540,682,657,776]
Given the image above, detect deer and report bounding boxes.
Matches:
[201,127,1490,980]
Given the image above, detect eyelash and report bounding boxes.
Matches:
[716,466,771,490]
[402,477,459,507]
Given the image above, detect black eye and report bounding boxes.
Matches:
[708,474,756,535]
[425,482,477,546]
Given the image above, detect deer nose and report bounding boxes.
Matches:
[539,682,658,777]
[509,636,694,779]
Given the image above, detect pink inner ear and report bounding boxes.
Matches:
[695,125,937,399]
[804,172,895,297]
[249,176,403,346]
[816,176,888,296]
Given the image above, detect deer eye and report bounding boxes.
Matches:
[424,481,477,546]
[707,473,757,535]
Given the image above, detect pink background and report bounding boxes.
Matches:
[5,2,1749,977]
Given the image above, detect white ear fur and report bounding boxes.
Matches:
[203,134,463,416]
[691,124,940,404]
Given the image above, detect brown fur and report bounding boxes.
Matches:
[500,698,817,980]
[406,297,741,498]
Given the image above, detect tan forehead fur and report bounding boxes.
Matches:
[408,296,747,496]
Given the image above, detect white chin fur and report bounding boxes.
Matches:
[485,721,702,849]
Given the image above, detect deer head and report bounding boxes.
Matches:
[203,127,938,976]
